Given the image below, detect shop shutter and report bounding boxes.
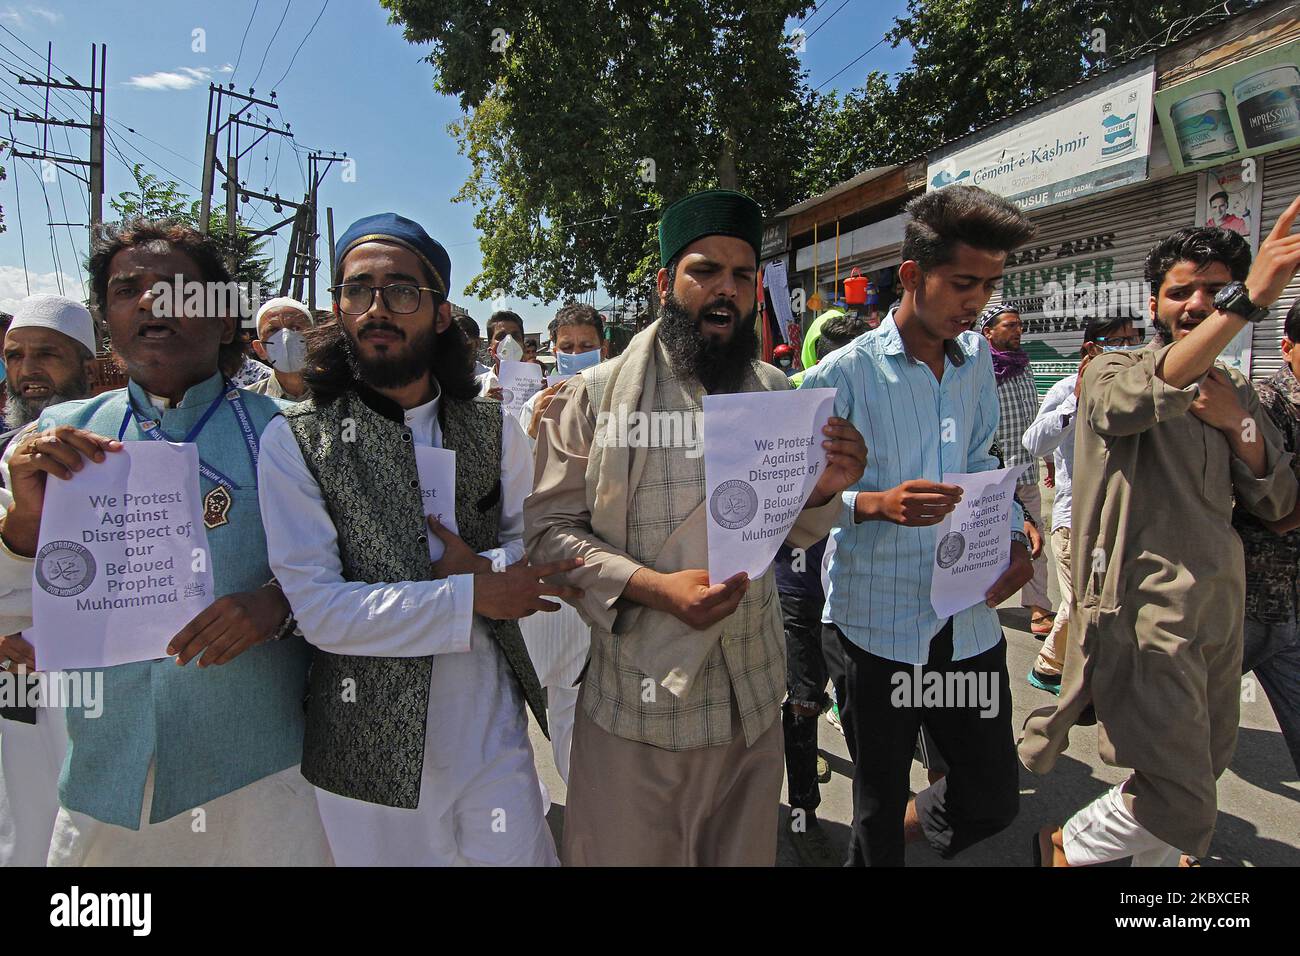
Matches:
[991,174,1198,397]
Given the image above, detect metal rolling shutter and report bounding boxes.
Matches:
[992,174,1198,396]
[1255,148,1300,384]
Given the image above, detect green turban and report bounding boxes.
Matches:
[658,188,763,267]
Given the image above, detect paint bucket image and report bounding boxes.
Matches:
[1170,90,1238,163]
[1233,65,1300,148]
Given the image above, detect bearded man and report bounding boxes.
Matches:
[0,294,97,865]
[257,212,580,866]
[525,189,867,866]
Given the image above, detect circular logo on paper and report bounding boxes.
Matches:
[34,540,97,597]
[710,479,759,530]
[500,387,515,405]
[936,531,966,569]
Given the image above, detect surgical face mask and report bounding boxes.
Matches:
[555,347,602,375]
[264,328,308,373]
[496,335,524,363]
[779,358,792,368]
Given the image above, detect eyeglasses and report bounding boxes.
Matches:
[329,283,442,315]
[1092,329,1146,346]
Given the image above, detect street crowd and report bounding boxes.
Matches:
[0,180,1298,867]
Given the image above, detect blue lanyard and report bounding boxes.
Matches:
[117,379,260,492]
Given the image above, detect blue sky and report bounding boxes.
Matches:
[0,0,914,331]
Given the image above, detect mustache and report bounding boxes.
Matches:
[357,321,406,339]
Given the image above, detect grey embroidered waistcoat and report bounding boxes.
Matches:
[284,386,545,808]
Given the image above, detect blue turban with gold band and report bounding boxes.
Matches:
[334,212,450,298]
[658,189,764,267]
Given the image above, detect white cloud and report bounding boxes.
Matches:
[0,5,62,29]
[0,266,84,315]
[126,65,220,91]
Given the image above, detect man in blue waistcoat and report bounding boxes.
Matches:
[0,220,331,865]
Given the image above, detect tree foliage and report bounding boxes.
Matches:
[108,163,273,289]
[383,0,1245,297]
[384,0,814,300]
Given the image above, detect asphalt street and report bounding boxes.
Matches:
[527,483,1299,866]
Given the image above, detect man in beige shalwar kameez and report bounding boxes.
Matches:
[524,189,866,866]
[1020,207,1300,867]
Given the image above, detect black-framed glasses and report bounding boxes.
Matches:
[330,283,442,315]
[1093,328,1146,347]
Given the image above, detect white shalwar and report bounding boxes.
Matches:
[257,392,557,867]
[1062,781,1182,868]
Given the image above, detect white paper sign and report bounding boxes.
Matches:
[32,442,214,671]
[413,447,458,562]
[929,464,1027,619]
[703,388,836,584]
[498,360,544,421]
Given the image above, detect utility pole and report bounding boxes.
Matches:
[198,84,345,313]
[9,43,106,319]
[303,151,345,311]
[199,84,291,265]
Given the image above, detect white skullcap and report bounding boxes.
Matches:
[255,297,312,333]
[7,294,96,354]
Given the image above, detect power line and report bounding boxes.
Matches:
[8,116,31,294]
[232,0,263,79]
[815,34,888,92]
[271,0,330,91]
[805,0,853,41]
[250,0,294,89]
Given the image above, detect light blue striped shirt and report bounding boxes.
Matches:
[802,311,1022,664]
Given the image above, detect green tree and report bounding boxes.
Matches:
[383,0,815,300]
[108,163,274,289]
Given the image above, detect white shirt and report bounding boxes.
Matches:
[476,367,499,398]
[256,389,533,657]
[1021,373,1078,532]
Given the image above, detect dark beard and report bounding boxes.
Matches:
[4,373,91,429]
[341,321,437,389]
[657,293,759,394]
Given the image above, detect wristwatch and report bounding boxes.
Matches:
[1010,530,1031,551]
[1213,282,1270,323]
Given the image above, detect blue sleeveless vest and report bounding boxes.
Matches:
[38,372,310,828]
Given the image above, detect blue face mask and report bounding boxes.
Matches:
[555,347,602,375]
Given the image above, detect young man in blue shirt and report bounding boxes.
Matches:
[803,184,1036,866]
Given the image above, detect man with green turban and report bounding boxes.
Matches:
[526,189,867,865]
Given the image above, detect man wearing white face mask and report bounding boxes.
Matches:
[522,304,607,440]
[250,298,313,402]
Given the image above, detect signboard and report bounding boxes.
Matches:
[1155,37,1300,175]
[928,66,1156,211]
[760,218,789,259]
[998,228,1151,396]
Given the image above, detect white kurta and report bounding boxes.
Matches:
[516,394,589,786]
[257,391,557,867]
[0,431,66,867]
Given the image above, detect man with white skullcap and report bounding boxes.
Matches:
[0,293,97,865]
[248,297,313,402]
[1,294,98,434]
